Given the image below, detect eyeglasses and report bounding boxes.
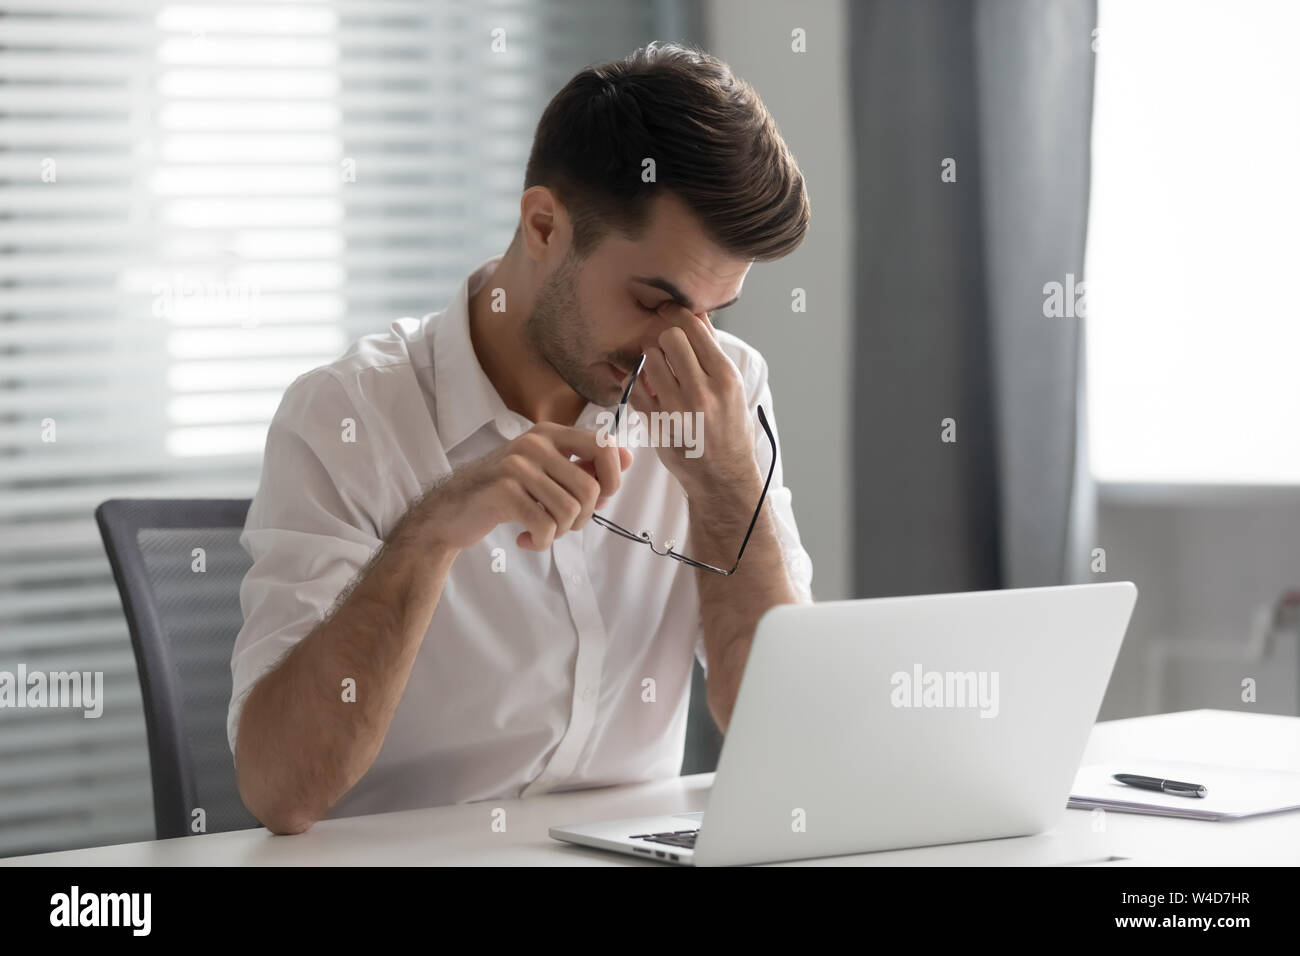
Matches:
[590,353,777,575]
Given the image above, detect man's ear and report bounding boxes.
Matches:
[518,185,563,262]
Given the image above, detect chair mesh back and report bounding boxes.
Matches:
[96,499,261,839]
[136,526,260,836]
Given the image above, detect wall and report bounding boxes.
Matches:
[1095,489,1300,720]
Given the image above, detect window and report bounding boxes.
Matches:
[1085,0,1300,485]
[0,0,674,857]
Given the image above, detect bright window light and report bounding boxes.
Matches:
[1086,0,1300,485]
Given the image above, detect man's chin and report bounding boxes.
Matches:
[587,362,631,405]
[591,384,624,407]
[565,376,620,409]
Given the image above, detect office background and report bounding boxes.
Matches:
[2,0,1297,858]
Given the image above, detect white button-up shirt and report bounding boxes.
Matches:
[228,256,814,819]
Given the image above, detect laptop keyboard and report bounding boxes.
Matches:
[630,829,698,849]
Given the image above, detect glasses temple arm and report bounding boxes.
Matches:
[724,404,777,575]
[611,353,647,430]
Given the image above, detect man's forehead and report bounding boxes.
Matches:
[607,194,751,311]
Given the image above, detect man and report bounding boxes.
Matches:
[229,41,814,835]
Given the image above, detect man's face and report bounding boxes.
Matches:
[523,193,751,405]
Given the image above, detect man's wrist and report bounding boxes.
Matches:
[684,459,765,526]
[397,486,463,565]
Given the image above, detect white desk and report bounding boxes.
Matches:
[3,709,1297,866]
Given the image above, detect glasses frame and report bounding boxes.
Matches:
[590,354,776,576]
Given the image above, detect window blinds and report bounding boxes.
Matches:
[0,0,675,858]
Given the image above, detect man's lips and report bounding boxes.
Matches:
[607,360,643,384]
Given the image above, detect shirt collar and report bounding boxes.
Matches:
[432,254,611,451]
[433,256,520,451]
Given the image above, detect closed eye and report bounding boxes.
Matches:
[636,297,716,320]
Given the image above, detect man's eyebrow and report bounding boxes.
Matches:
[631,276,741,313]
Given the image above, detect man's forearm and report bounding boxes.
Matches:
[689,469,800,734]
[235,496,459,834]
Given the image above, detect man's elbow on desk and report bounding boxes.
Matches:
[235,756,319,836]
[233,713,321,836]
[258,805,316,837]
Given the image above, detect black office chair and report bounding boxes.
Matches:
[95,498,262,839]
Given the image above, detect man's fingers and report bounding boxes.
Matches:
[641,347,683,410]
[582,448,633,509]
[576,443,624,502]
[541,455,601,530]
[543,425,601,461]
[658,326,705,397]
[505,479,556,550]
[657,301,728,377]
[614,447,633,471]
[540,427,626,494]
[537,468,587,536]
[576,449,632,480]
[514,426,635,529]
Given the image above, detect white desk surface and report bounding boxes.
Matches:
[4,708,1297,866]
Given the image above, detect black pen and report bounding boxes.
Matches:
[1113,773,1208,798]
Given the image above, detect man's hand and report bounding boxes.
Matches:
[424,422,633,551]
[626,303,799,734]
[627,302,760,500]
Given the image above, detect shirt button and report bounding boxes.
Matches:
[570,573,582,586]
[582,685,596,701]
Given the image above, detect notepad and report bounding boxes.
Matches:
[1068,760,1300,820]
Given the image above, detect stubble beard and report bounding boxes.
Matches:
[523,251,617,406]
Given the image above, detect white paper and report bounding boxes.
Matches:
[1068,760,1300,820]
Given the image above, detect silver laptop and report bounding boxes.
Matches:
[550,582,1138,866]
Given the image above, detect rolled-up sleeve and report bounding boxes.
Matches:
[227,369,386,760]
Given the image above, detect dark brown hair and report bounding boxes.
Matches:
[522,41,809,262]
